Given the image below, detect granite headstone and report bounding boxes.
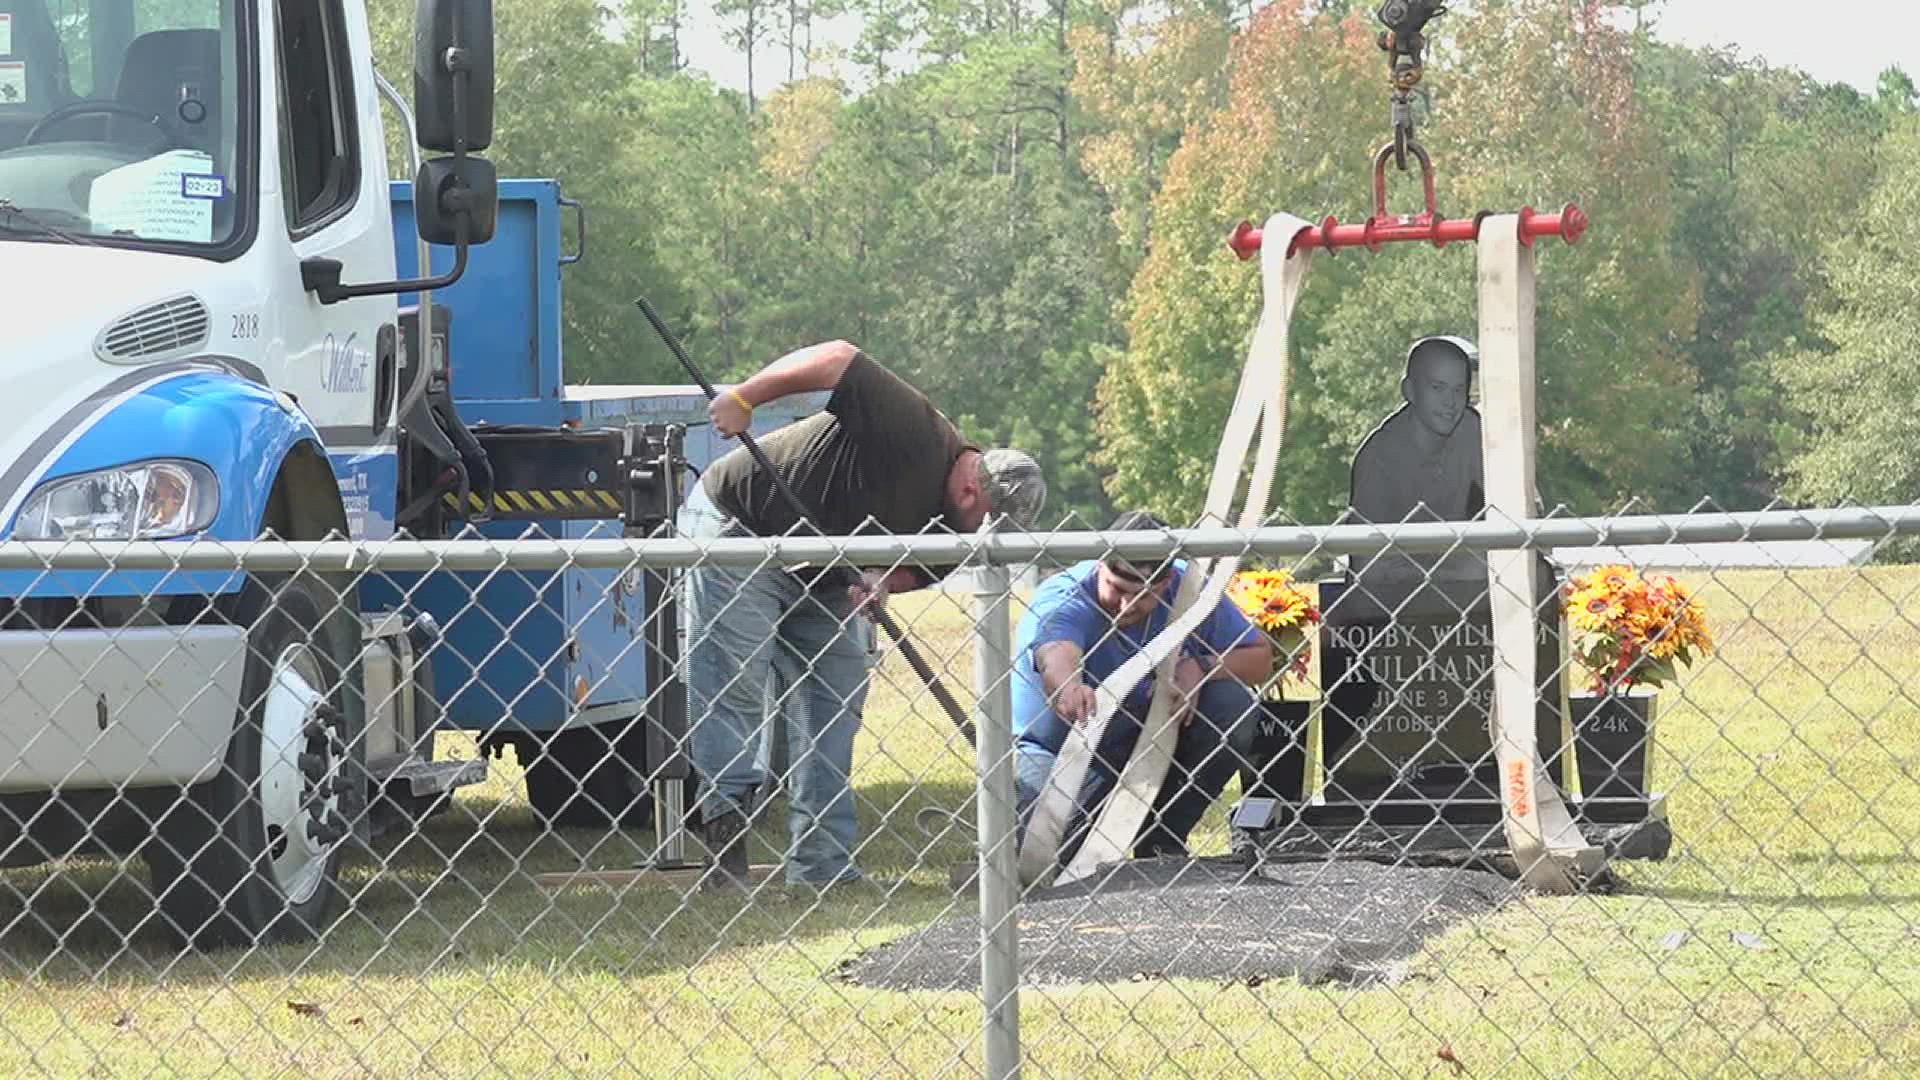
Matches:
[1241,336,1669,863]
[1261,336,1567,818]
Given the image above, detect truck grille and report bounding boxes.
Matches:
[96,296,211,361]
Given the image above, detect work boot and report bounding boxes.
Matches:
[701,809,752,891]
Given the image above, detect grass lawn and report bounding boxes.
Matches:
[0,566,1915,1077]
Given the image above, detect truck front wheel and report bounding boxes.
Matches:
[148,572,356,949]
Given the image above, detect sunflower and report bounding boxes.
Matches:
[1228,569,1320,635]
[1568,584,1627,632]
[1228,568,1322,686]
[1595,563,1636,593]
[1563,565,1714,692]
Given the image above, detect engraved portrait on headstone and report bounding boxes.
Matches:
[1306,334,1566,808]
[1347,334,1487,590]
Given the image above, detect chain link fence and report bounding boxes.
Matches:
[0,504,1914,1076]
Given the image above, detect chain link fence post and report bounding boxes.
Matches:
[971,559,1022,1079]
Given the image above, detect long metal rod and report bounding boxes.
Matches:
[632,297,977,747]
[972,562,1021,1079]
[7,507,1914,572]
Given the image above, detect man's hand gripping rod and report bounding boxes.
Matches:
[634,297,978,748]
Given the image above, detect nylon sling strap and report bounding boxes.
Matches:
[1018,212,1315,888]
[1476,214,1605,891]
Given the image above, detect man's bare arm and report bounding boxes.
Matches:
[735,340,860,407]
[880,567,926,594]
[1035,641,1086,696]
[711,340,861,437]
[847,566,934,617]
[1217,640,1275,685]
[1035,641,1098,724]
[1172,639,1273,719]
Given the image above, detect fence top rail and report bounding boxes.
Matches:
[0,506,1911,573]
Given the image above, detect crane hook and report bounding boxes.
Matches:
[1375,1,1447,171]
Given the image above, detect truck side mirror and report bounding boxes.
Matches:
[416,156,498,246]
[414,0,494,153]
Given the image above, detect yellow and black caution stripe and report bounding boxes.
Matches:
[441,489,626,516]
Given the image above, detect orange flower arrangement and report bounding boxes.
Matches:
[1227,568,1321,683]
[1563,564,1714,693]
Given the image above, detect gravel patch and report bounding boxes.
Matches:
[845,855,1515,991]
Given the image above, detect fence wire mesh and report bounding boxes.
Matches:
[0,504,1914,1077]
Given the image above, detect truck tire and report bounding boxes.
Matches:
[523,723,654,831]
[148,571,357,949]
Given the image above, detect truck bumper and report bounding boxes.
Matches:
[0,626,246,793]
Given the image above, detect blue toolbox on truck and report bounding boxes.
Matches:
[370,179,824,740]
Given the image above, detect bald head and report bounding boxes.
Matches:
[1401,335,1475,439]
[1405,336,1475,384]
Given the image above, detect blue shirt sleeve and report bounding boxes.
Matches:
[1024,593,1102,680]
[1194,581,1263,660]
[1012,565,1107,753]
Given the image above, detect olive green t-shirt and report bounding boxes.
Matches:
[702,351,974,540]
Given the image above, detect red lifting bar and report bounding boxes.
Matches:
[1228,204,1587,259]
[1226,142,1589,259]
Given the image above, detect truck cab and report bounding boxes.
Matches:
[0,0,699,949]
[1,0,405,481]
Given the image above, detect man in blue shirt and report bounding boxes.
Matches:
[1013,511,1274,867]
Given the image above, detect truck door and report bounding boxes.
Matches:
[269,0,397,539]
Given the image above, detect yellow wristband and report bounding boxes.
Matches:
[728,389,754,413]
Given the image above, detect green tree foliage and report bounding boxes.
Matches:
[1637,42,1887,508]
[370,0,703,384]
[1877,66,1917,114]
[362,0,1900,530]
[1776,119,1920,506]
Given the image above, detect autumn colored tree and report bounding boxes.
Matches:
[362,0,1892,531]
[1068,0,1235,261]
[1093,0,1699,524]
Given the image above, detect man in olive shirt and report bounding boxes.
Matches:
[680,339,1046,889]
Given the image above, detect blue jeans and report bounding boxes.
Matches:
[1015,680,1260,869]
[679,482,874,885]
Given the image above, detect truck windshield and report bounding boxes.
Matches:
[0,0,246,251]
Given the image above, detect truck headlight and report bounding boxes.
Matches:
[15,461,219,541]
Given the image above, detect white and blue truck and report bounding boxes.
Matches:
[0,0,785,947]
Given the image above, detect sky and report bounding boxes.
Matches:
[671,1,1918,98]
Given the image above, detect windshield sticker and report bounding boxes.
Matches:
[88,150,216,243]
[0,14,12,57]
[0,61,23,107]
[180,173,225,200]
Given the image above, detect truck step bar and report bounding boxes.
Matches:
[385,757,490,798]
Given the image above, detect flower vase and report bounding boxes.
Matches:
[1570,686,1659,801]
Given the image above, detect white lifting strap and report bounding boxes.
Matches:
[1477,214,1605,892]
[1018,212,1315,889]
